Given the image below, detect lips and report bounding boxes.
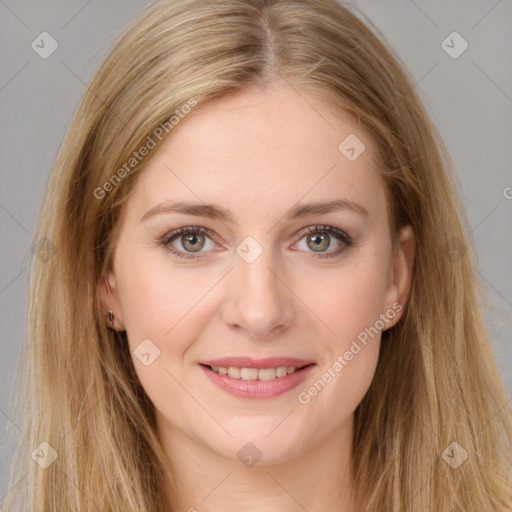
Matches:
[200,356,313,369]
[199,356,316,399]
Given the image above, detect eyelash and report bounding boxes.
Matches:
[158,224,353,261]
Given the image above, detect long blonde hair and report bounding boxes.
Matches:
[3,0,511,510]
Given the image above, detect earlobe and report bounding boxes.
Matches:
[99,271,125,331]
[386,224,415,328]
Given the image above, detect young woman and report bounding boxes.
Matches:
[3,0,512,510]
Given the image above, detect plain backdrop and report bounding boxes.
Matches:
[1,0,511,498]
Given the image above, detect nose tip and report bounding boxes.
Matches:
[221,254,296,339]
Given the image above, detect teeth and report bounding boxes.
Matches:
[257,368,276,380]
[209,365,301,380]
[240,367,259,380]
[227,367,241,379]
[276,366,288,378]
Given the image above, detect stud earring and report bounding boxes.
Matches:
[107,309,115,329]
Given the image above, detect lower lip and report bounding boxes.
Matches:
[199,364,316,399]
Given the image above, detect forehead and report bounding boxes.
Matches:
[127,82,386,223]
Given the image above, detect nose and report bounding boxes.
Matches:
[220,246,296,339]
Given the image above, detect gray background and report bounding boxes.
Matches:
[1,0,511,498]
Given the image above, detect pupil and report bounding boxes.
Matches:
[309,233,328,252]
[184,233,203,252]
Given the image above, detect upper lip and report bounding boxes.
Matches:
[201,357,314,369]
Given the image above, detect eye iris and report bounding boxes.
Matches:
[307,233,329,252]
[182,233,204,252]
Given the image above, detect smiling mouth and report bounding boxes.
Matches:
[200,363,314,381]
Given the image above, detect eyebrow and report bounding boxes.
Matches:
[140,198,369,223]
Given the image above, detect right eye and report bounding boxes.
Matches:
[159,226,218,260]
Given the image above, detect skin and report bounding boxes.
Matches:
[100,80,415,511]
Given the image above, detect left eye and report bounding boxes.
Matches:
[293,225,353,258]
[297,231,337,252]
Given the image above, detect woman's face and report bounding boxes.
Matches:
[102,82,414,464]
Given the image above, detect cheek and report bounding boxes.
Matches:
[115,245,215,357]
[295,265,384,430]
[295,256,392,343]
[297,341,379,443]
[304,269,383,377]
[292,253,389,408]
[114,257,216,411]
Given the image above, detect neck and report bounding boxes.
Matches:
[157,414,357,512]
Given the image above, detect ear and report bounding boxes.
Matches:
[98,270,125,331]
[383,224,415,328]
